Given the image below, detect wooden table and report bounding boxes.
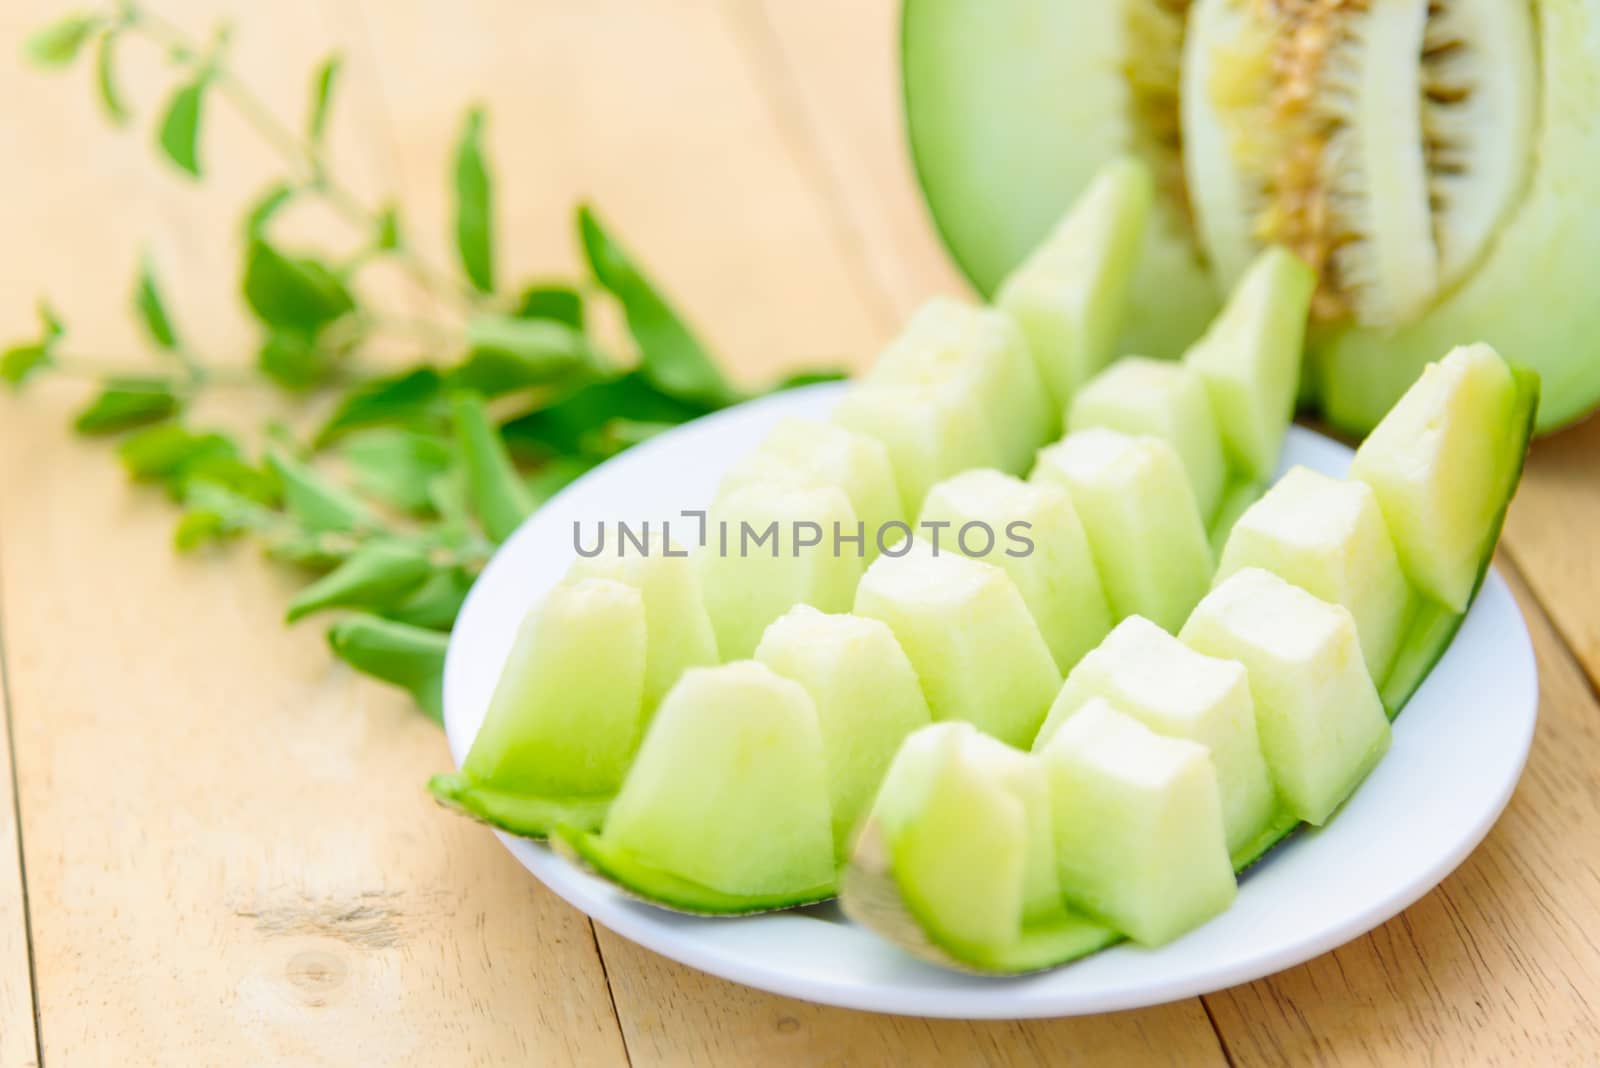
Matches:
[1,1,1597,1063]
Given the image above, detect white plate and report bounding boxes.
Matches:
[442,382,1538,1019]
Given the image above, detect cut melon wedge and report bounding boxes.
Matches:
[918,469,1112,672]
[1034,616,1282,867]
[854,543,1061,748]
[993,158,1156,404]
[1031,428,1212,632]
[719,417,903,563]
[755,606,933,860]
[696,483,864,661]
[1038,698,1237,946]
[555,662,836,914]
[840,723,1116,974]
[1217,466,1413,682]
[832,380,1003,517]
[1181,568,1391,827]
[429,578,647,837]
[869,298,1055,470]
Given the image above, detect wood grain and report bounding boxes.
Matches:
[0,599,39,1066]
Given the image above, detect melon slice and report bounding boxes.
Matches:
[993,158,1156,405]
[1031,428,1212,632]
[918,469,1112,672]
[853,543,1060,748]
[1180,568,1391,826]
[1067,357,1227,523]
[869,297,1055,470]
[429,578,647,837]
[840,723,1117,973]
[1034,616,1282,866]
[832,380,1003,517]
[555,661,836,914]
[755,606,933,860]
[719,417,903,562]
[567,529,719,712]
[1038,697,1237,946]
[1217,466,1413,682]
[696,483,864,661]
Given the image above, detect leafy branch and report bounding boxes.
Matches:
[8,4,844,721]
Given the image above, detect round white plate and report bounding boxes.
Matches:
[442,383,1538,1019]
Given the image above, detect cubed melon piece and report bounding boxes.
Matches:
[1034,616,1279,864]
[568,529,719,711]
[918,469,1112,672]
[1183,246,1316,480]
[696,483,864,661]
[1217,466,1413,680]
[995,158,1153,406]
[718,417,903,562]
[832,380,1003,517]
[854,543,1061,748]
[1067,357,1227,522]
[1180,568,1391,826]
[429,577,647,836]
[1031,428,1213,631]
[560,661,835,913]
[755,606,933,859]
[870,297,1055,471]
[1038,698,1237,946]
[1349,343,1520,611]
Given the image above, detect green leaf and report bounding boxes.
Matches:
[772,367,850,390]
[374,204,402,251]
[341,428,455,514]
[315,367,445,445]
[577,204,739,407]
[451,315,595,395]
[73,378,181,435]
[257,329,332,390]
[242,239,354,334]
[173,508,232,552]
[452,392,532,543]
[266,443,378,533]
[133,254,180,350]
[0,344,52,388]
[306,54,341,145]
[118,422,277,504]
[94,30,129,125]
[514,284,584,329]
[286,540,433,623]
[157,77,208,178]
[501,371,707,459]
[526,455,595,503]
[245,182,296,238]
[327,615,448,722]
[24,15,98,67]
[452,107,494,292]
[382,569,472,630]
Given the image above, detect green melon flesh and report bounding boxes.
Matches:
[994,158,1156,405]
[1217,466,1413,682]
[918,469,1113,672]
[853,543,1061,748]
[755,606,933,860]
[1034,616,1281,866]
[696,483,864,661]
[1038,697,1237,946]
[559,662,836,913]
[429,578,647,838]
[567,530,720,712]
[1031,428,1212,632]
[1068,357,1227,523]
[1181,568,1390,826]
[869,298,1055,471]
[832,380,1003,517]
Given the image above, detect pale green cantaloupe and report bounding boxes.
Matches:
[1181,568,1390,826]
[718,417,903,562]
[1038,697,1237,946]
[1031,428,1212,631]
[1217,466,1412,682]
[917,469,1113,672]
[556,661,836,914]
[1033,616,1283,866]
[853,542,1061,748]
[832,380,1003,517]
[696,483,864,661]
[428,578,647,837]
[755,606,933,860]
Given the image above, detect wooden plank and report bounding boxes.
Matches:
[0,1,626,1061]
[0,611,39,1068]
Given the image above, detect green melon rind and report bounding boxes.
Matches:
[552,826,837,916]
[427,773,613,839]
